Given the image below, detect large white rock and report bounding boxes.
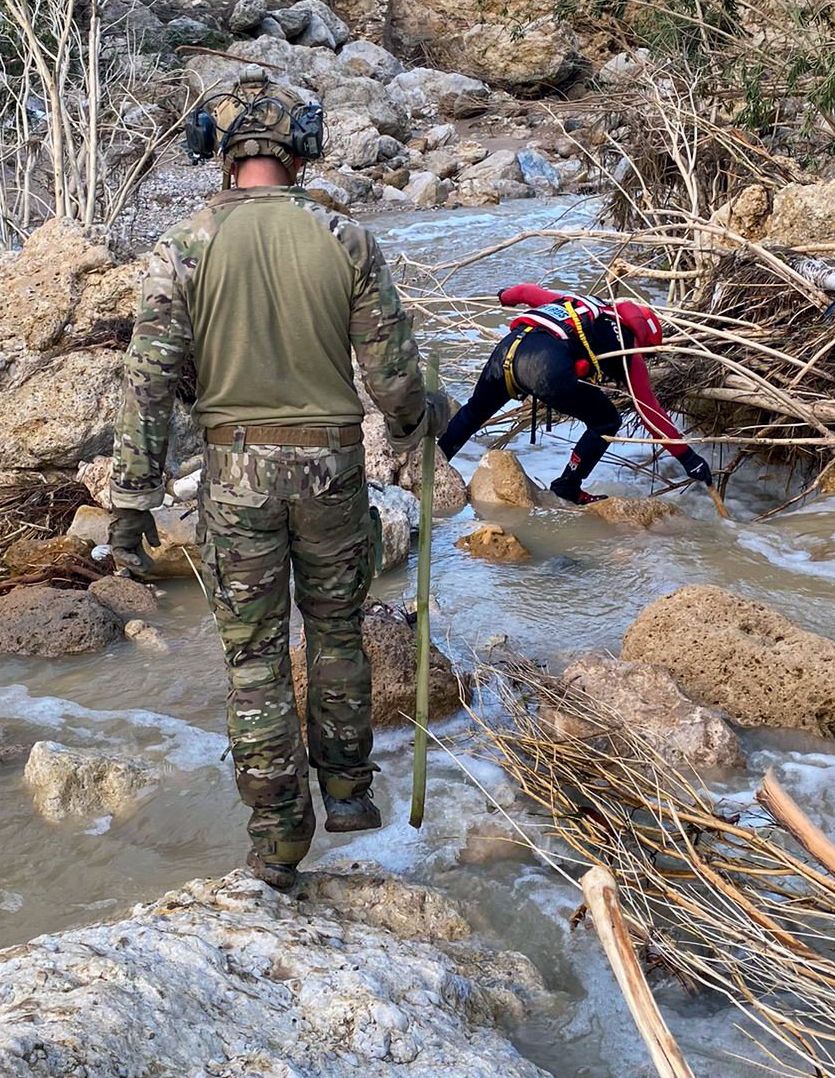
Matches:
[0,869,550,1077]
[404,169,449,208]
[458,150,534,204]
[326,108,382,168]
[323,75,411,140]
[23,740,156,821]
[368,483,417,572]
[390,67,488,118]
[338,38,404,82]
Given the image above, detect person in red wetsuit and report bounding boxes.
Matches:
[438,282,713,504]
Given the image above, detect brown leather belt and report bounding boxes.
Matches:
[206,423,363,449]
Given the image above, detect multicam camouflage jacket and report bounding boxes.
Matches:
[111,186,426,510]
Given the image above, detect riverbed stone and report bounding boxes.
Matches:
[766,179,835,246]
[547,653,744,770]
[586,496,681,527]
[69,504,199,578]
[0,868,548,1077]
[292,603,465,726]
[0,586,122,657]
[338,38,404,82]
[399,450,468,514]
[24,740,156,820]
[389,67,489,118]
[368,484,417,572]
[229,0,268,33]
[89,575,159,621]
[456,524,530,562]
[76,455,114,508]
[622,585,835,734]
[469,450,540,509]
[124,619,170,652]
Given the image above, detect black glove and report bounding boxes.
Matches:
[108,509,160,576]
[679,448,713,486]
[425,390,451,439]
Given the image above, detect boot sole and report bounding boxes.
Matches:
[324,815,382,834]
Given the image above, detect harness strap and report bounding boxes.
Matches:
[503,325,534,400]
[564,300,604,384]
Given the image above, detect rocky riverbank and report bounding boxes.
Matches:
[0,868,549,1077]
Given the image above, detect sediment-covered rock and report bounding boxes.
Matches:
[88,575,159,621]
[124,619,170,651]
[549,653,743,770]
[23,740,156,820]
[2,535,93,574]
[292,602,465,726]
[0,586,122,657]
[586,496,681,527]
[398,449,469,514]
[0,869,548,1077]
[469,450,540,508]
[622,585,835,734]
[766,179,835,246]
[456,524,530,562]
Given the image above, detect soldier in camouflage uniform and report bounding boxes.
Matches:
[108,68,449,891]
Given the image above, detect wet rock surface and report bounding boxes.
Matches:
[0,586,122,657]
[0,869,548,1077]
[69,505,199,579]
[2,535,94,574]
[623,585,835,734]
[292,602,466,726]
[469,450,541,509]
[24,740,156,821]
[549,653,744,770]
[586,496,681,527]
[88,575,159,621]
[456,524,530,562]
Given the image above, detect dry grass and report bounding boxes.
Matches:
[0,479,95,559]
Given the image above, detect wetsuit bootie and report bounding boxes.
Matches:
[246,849,298,893]
[550,476,608,506]
[323,791,382,833]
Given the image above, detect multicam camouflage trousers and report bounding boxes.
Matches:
[198,440,374,867]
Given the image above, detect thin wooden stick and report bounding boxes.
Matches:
[707,485,732,520]
[582,866,696,1078]
[757,769,835,877]
[409,355,439,830]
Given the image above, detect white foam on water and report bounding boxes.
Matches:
[0,891,24,913]
[735,527,835,582]
[0,684,227,772]
[84,816,113,836]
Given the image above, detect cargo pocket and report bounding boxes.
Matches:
[209,482,269,509]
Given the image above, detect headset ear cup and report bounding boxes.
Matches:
[185,108,217,161]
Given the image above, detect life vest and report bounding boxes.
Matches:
[509,294,662,384]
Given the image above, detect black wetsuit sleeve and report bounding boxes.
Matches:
[438,347,511,460]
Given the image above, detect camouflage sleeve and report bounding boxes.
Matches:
[343,224,426,447]
[110,238,192,510]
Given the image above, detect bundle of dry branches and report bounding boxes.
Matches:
[468,657,835,1076]
[0,479,94,560]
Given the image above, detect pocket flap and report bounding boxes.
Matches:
[209,481,269,508]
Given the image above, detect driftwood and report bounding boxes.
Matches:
[582,867,695,1078]
[757,768,835,878]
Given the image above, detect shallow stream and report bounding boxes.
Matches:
[3,198,835,1076]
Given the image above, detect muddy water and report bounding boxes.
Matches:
[3,198,835,1077]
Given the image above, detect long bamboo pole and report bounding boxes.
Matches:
[582,866,696,1078]
[409,355,439,830]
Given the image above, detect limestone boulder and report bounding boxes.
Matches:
[517,148,562,194]
[368,484,418,572]
[69,504,200,578]
[124,619,170,652]
[332,0,389,42]
[586,496,681,527]
[24,740,156,821]
[469,449,540,509]
[404,169,449,208]
[389,67,489,119]
[89,575,159,621]
[456,524,530,562]
[399,449,468,514]
[548,654,743,770]
[326,108,382,168]
[0,869,548,1077]
[0,586,122,657]
[0,219,198,472]
[458,150,534,204]
[765,180,835,247]
[229,0,268,33]
[622,585,835,734]
[598,48,651,85]
[292,603,466,726]
[710,183,772,243]
[277,0,350,46]
[323,76,411,140]
[338,39,404,82]
[76,454,114,508]
[456,19,580,91]
[184,34,294,90]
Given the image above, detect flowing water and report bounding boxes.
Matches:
[3,197,835,1076]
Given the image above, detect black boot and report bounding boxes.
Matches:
[550,476,608,506]
[246,849,298,893]
[323,791,382,833]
